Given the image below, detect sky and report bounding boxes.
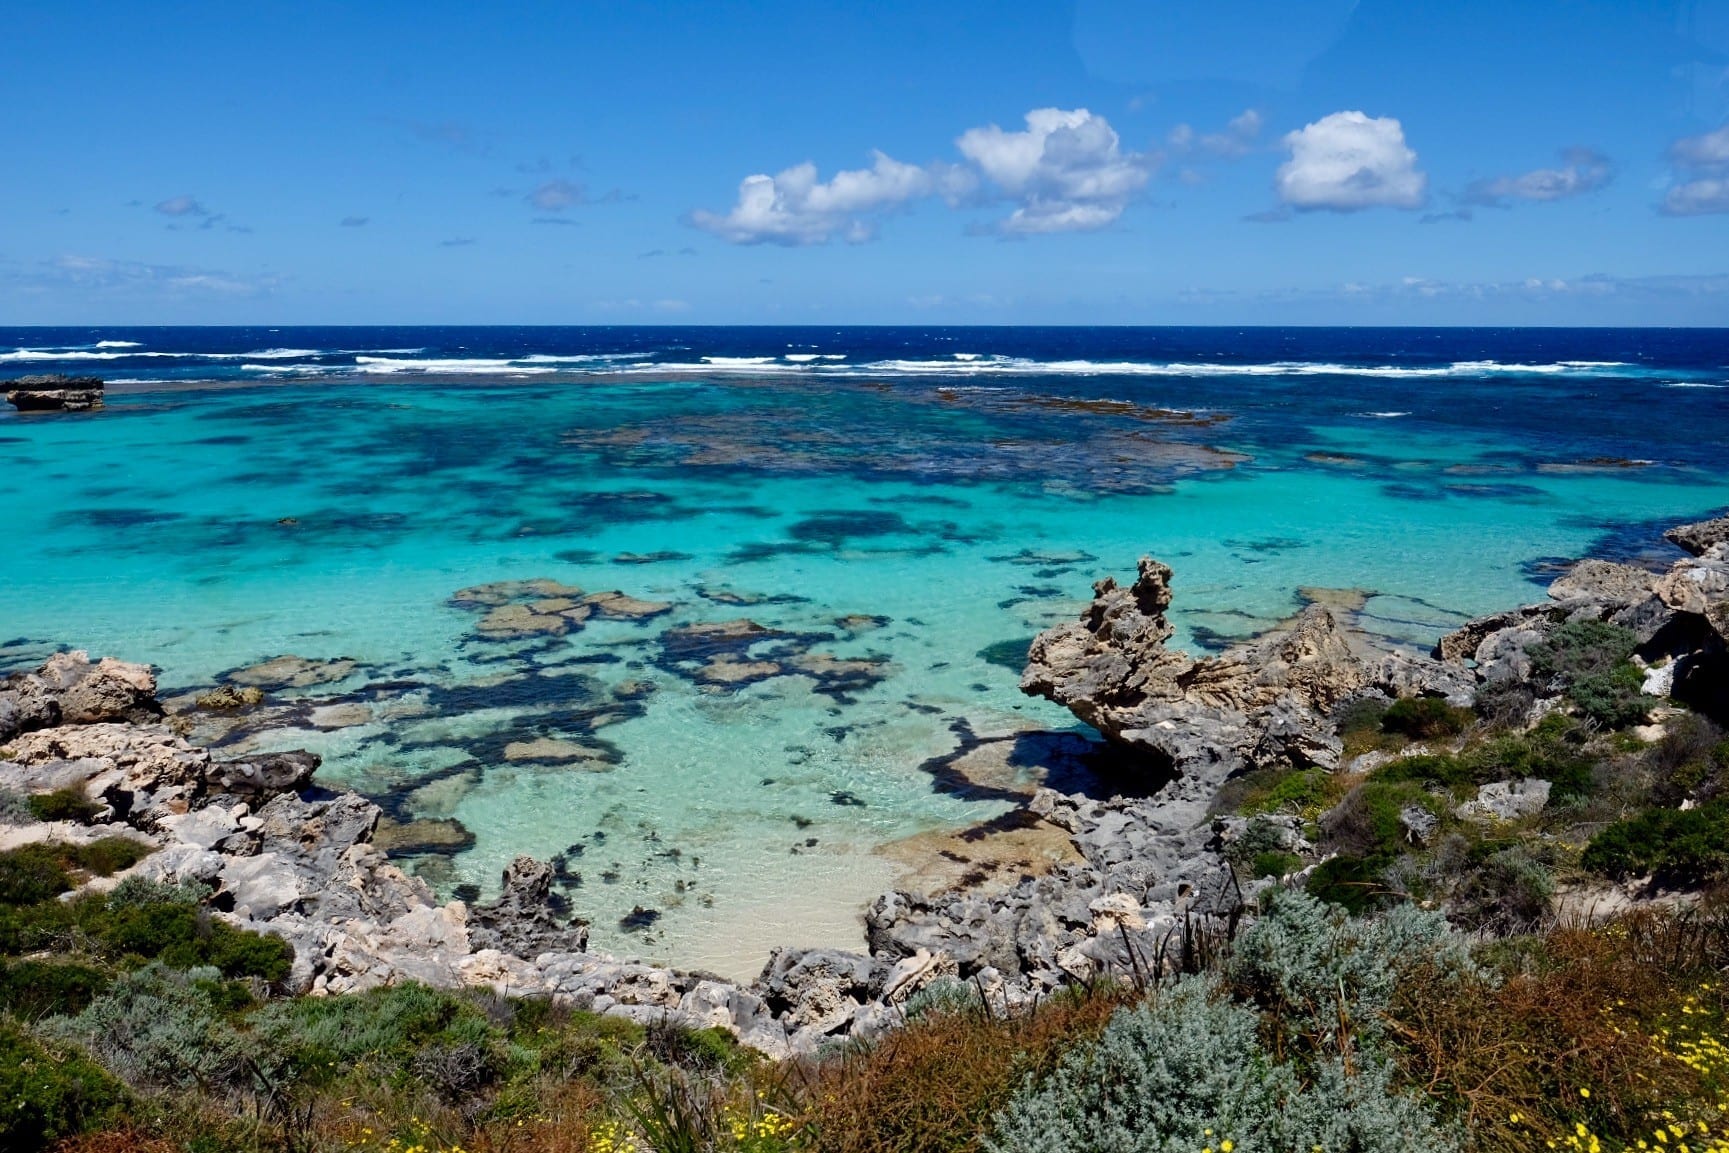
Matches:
[5,0,1729,326]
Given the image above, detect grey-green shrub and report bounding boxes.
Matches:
[987,976,1458,1153]
[41,963,253,1091]
[1227,890,1481,1052]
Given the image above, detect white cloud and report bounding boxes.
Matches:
[689,151,935,245]
[1661,123,1729,215]
[1171,108,1263,158]
[957,107,1153,234]
[1670,123,1729,170]
[1663,177,1729,216]
[35,254,275,296]
[1275,111,1426,211]
[1465,148,1612,206]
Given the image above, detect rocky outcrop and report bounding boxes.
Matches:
[1436,530,1729,722]
[0,651,161,740]
[4,373,105,412]
[1021,557,1431,781]
[467,856,591,958]
[1666,514,1729,558]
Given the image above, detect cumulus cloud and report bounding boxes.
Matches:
[689,151,936,245]
[1464,148,1613,206]
[957,108,1154,234]
[1275,111,1426,211]
[691,107,1153,244]
[1662,123,1729,215]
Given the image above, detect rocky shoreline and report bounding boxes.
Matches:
[3,513,1725,1055]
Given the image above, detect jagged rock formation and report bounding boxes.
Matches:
[4,373,105,411]
[1021,556,1462,784]
[1436,516,1729,721]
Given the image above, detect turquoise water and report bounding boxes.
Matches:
[4,329,1727,976]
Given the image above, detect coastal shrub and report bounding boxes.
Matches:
[0,959,112,1019]
[254,982,506,1090]
[1382,696,1475,740]
[1334,697,1398,756]
[1581,803,1729,885]
[1648,714,1729,805]
[1529,619,1650,729]
[1460,715,1598,799]
[0,844,76,906]
[1395,913,1727,1148]
[1240,768,1335,820]
[1305,855,1395,914]
[1473,677,1537,728]
[1452,846,1554,932]
[0,1020,126,1152]
[1227,891,1480,1053]
[645,1017,747,1075]
[805,982,1127,1153]
[0,787,33,825]
[988,975,1459,1153]
[27,788,102,824]
[93,888,292,981]
[42,965,253,1092]
[70,837,153,877]
[1372,753,1476,790]
[1320,781,1443,859]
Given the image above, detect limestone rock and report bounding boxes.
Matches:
[467,856,590,959]
[5,374,104,412]
[1666,515,1729,558]
[1457,778,1552,821]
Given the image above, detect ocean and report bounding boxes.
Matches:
[3,325,1727,976]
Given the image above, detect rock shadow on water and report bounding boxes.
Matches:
[917,718,1174,805]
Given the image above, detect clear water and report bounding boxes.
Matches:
[4,326,1727,977]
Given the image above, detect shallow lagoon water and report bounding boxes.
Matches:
[3,327,1727,977]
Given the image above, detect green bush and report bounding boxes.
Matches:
[1372,754,1477,790]
[1251,850,1304,879]
[0,846,74,906]
[0,960,111,1019]
[254,982,507,1090]
[1382,697,1475,740]
[0,788,33,826]
[1321,781,1443,859]
[1529,620,1649,729]
[26,789,101,824]
[1460,716,1597,799]
[1306,855,1392,914]
[0,877,291,981]
[69,837,153,877]
[0,1019,126,1152]
[1581,803,1729,886]
[1242,769,1333,819]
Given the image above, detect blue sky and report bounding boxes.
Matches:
[5,0,1729,325]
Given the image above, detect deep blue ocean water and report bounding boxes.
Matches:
[3,326,1727,973]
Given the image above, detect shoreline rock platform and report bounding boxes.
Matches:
[3,513,1725,1054]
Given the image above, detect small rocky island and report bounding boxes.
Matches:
[4,373,106,412]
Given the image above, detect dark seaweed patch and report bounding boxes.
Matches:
[976,636,1036,673]
[71,507,186,528]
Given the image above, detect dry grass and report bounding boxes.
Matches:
[1393,910,1729,1150]
[795,985,1133,1153]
